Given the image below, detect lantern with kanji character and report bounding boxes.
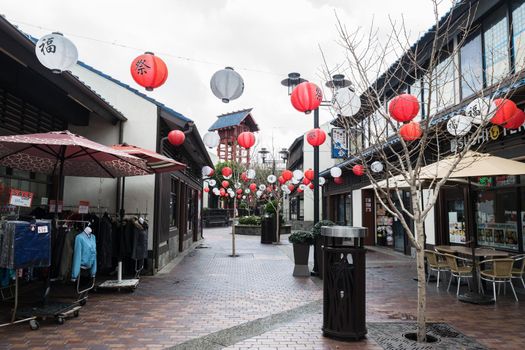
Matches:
[290,82,323,114]
[130,52,168,91]
[388,94,419,122]
[490,98,517,125]
[168,130,185,146]
[35,33,78,73]
[399,122,423,141]
[306,128,326,147]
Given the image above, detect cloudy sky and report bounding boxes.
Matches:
[1,0,452,157]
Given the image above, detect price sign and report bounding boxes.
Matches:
[78,201,90,214]
[37,226,49,234]
[49,200,63,213]
[9,189,34,208]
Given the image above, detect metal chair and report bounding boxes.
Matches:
[511,254,525,290]
[425,250,449,288]
[444,254,473,296]
[479,258,518,302]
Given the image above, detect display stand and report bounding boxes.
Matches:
[0,273,38,330]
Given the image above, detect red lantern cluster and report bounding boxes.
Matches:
[334,177,344,185]
[221,167,233,177]
[288,184,295,192]
[168,130,185,146]
[309,183,314,189]
[503,109,525,129]
[236,188,243,195]
[291,82,323,114]
[130,52,168,91]
[306,128,326,147]
[237,131,256,149]
[249,183,257,192]
[304,169,314,181]
[221,180,229,188]
[399,121,423,141]
[281,170,293,181]
[352,165,364,176]
[278,176,286,184]
[491,98,517,125]
[241,172,248,182]
[389,94,420,122]
[303,177,311,185]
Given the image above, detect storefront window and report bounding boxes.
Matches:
[0,168,51,216]
[476,188,518,251]
[460,34,483,99]
[447,199,466,244]
[376,194,394,246]
[169,178,178,228]
[513,0,525,72]
[483,6,510,85]
[345,194,352,226]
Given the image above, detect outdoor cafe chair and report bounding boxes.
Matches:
[425,250,449,288]
[512,254,525,290]
[479,258,518,302]
[444,254,473,296]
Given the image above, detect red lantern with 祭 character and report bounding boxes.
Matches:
[388,94,420,122]
[306,128,326,147]
[130,52,168,91]
[352,165,364,176]
[290,82,323,114]
[281,170,293,181]
[503,109,525,129]
[304,169,314,181]
[249,183,257,192]
[334,177,344,184]
[237,131,256,149]
[221,167,233,177]
[168,130,185,146]
[399,121,423,141]
[491,98,518,125]
[278,176,286,184]
[221,180,229,188]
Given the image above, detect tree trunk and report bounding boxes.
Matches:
[415,219,427,342]
[275,207,280,243]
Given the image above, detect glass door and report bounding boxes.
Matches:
[447,199,466,244]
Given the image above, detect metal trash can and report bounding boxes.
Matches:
[260,213,275,244]
[321,226,367,340]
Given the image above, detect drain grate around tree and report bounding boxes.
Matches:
[367,322,487,350]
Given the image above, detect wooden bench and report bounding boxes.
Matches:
[203,209,230,227]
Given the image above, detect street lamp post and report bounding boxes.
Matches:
[281,72,351,275]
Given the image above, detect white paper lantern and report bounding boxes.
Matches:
[292,178,300,185]
[247,169,256,179]
[293,169,303,179]
[223,174,232,180]
[242,195,246,199]
[244,189,250,194]
[256,190,262,197]
[202,166,213,177]
[210,67,244,103]
[465,97,493,124]
[35,33,78,73]
[332,87,361,117]
[208,179,216,187]
[212,188,220,195]
[284,188,291,195]
[447,115,472,136]
[203,132,220,148]
[319,177,326,186]
[299,184,307,190]
[259,184,266,191]
[281,185,288,191]
[330,167,342,178]
[229,192,235,198]
[370,161,384,173]
[267,174,277,183]
[235,182,241,188]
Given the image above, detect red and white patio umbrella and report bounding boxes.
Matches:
[111,143,186,173]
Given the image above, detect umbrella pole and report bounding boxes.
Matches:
[55,150,65,220]
[118,177,126,282]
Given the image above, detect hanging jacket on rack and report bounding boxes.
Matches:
[131,218,148,260]
[58,228,78,280]
[96,214,113,269]
[71,228,97,280]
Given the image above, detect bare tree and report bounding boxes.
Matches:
[325,0,523,342]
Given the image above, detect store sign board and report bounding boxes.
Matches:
[49,200,63,213]
[451,124,525,152]
[331,128,348,158]
[78,200,90,214]
[9,189,33,207]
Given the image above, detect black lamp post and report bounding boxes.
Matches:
[281,72,351,275]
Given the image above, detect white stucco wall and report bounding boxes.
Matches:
[64,64,159,249]
[352,189,363,227]
[302,121,336,221]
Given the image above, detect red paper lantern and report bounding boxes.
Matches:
[309,183,314,189]
[288,184,295,192]
[334,177,344,185]
[236,188,243,194]
[352,165,364,176]
[130,52,168,91]
[491,98,518,125]
[278,176,286,185]
[304,169,314,181]
[222,180,229,188]
[249,183,257,192]
[389,94,420,122]
[303,177,311,185]
[203,187,210,193]
[221,167,233,177]
[241,172,248,182]
[237,131,256,149]
[168,130,185,146]
[281,170,293,181]
[297,188,304,193]
[290,82,323,114]
[399,121,423,141]
[208,169,215,177]
[219,188,226,195]
[503,109,525,129]
[306,128,326,147]
[237,194,242,199]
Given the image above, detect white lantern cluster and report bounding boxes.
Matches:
[292,177,300,185]
[293,169,303,180]
[330,167,342,178]
[256,190,262,198]
[259,184,266,191]
[210,67,244,103]
[370,161,384,173]
[246,169,256,179]
[267,175,277,183]
[35,33,78,73]
[212,188,220,196]
[465,97,494,124]
[332,87,361,117]
[447,114,472,137]
[208,179,217,187]
[203,132,220,148]
[299,184,307,191]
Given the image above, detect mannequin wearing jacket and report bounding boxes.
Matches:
[71,227,97,280]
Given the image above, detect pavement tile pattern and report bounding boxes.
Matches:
[1,227,524,349]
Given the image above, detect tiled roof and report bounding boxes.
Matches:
[208,108,254,131]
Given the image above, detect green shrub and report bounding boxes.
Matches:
[288,230,314,245]
[238,215,261,226]
[312,220,335,237]
[264,200,278,214]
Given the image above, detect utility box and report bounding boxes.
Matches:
[321,226,367,340]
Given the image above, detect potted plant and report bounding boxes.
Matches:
[311,220,335,278]
[289,230,314,277]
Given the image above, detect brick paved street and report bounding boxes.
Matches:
[1,227,524,349]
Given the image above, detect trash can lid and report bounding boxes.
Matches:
[320,226,367,238]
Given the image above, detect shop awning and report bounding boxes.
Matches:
[111,144,186,173]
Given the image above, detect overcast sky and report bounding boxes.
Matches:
[1,0,452,157]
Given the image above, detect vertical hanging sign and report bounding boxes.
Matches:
[331,128,348,158]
